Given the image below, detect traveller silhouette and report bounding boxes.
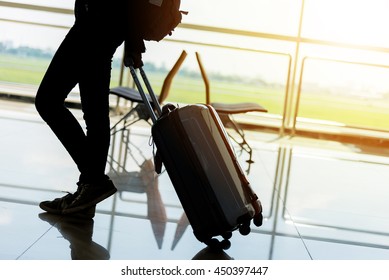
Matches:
[36,0,145,218]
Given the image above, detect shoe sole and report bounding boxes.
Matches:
[62,188,117,215]
[39,202,62,215]
[40,203,96,219]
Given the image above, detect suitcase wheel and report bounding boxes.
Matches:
[222,232,232,240]
[206,238,231,250]
[220,239,231,250]
[253,213,263,227]
[239,224,251,236]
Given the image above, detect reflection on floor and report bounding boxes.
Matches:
[1,99,389,260]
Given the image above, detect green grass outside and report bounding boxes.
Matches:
[144,71,287,115]
[2,53,389,131]
[298,93,389,129]
[0,53,122,86]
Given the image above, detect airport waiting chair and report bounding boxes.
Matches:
[110,50,188,132]
[195,52,268,166]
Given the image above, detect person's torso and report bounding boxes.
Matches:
[74,0,128,26]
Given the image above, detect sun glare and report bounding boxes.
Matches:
[303,0,389,47]
[300,0,389,96]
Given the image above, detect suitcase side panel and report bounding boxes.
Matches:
[201,105,261,217]
[178,106,253,221]
[151,114,231,241]
[152,105,256,242]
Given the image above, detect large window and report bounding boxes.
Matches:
[2,0,389,136]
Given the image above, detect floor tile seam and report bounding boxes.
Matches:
[275,184,314,260]
[283,206,314,260]
[15,226,55,260]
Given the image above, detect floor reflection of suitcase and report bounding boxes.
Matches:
[128,62,263,248]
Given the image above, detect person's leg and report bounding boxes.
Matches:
[35,26,88,174]
[36,29,118,216]
[61,27,125,214]
[36,25,97,217]
[76,41,115,183]
[38,1,126,215]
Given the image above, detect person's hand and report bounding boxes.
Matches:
[124,51,143,68]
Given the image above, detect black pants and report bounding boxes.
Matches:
[35,3,125,184]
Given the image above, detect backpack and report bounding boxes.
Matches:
[138,0,187,42]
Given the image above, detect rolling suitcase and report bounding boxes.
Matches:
[128,62,263,248]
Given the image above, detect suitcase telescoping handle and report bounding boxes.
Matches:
[127,59,162,124]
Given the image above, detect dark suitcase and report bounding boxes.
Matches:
[128,63,263,248]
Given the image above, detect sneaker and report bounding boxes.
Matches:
[39,187,96,219]
[39,192,74,215]
[62,179,117,214]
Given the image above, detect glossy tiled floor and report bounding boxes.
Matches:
[1,99,389,260]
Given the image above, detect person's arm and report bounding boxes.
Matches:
[124,39,145,68]
[124,0,146,68]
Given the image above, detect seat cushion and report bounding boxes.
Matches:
[211,102,267,114]
[110,86,154,103]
